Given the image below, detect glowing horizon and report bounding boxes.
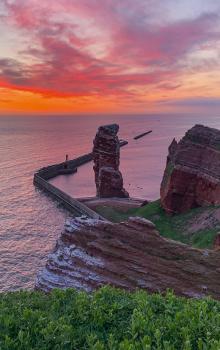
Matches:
[1,0,220,115]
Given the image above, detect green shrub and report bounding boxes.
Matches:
[1,286,220,349]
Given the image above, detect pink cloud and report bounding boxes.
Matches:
[104,11,218,67]
[0,0,219,101]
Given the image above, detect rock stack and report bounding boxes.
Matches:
[160,124,220,214]
[93,124,129,198]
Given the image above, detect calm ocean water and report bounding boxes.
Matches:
[1,114,220,292]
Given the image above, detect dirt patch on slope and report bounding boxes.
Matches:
[186,208,220,234]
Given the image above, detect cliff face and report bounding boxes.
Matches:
[160,124,220,214]
[36,216,220,300]
[93,124,129,198]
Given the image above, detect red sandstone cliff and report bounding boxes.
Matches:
[36,216,220,300]
[160,124,220,214]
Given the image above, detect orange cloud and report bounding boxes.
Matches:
[1,0,220,114]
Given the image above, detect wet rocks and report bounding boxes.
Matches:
[160,124,220,214]
[36,215,220,300]
[93,124,129,198]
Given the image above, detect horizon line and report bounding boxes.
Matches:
[0,111,216,117]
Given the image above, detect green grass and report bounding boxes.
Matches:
[95,200,220,249]
[2,286,220,349]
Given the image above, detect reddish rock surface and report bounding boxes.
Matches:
[98,167,129,198]
[213,233,220,250]
[160,124,220,214]
[93,124,129,198]
[36,216,220,300]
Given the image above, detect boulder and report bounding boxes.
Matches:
[140,200,149,207]
[160,124,220,214]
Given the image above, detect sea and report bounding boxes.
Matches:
[1,114,220,292]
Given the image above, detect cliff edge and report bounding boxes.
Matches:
[36,215,220,300]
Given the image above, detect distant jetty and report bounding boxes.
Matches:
[134,130,152,140]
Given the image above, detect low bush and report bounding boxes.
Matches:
[1,286,220,349]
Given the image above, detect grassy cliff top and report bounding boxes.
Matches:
[95,200,220,249]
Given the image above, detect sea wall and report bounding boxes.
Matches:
[37,153,93,180]
[33,153,104,219]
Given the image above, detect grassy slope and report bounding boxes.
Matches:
[95,200,220,249]
[2,286,220,349]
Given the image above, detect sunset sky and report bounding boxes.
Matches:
[1,0,220,114]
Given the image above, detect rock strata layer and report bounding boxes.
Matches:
[36,216,220,300]
[93,124,129,198]
[161,124,220,214]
